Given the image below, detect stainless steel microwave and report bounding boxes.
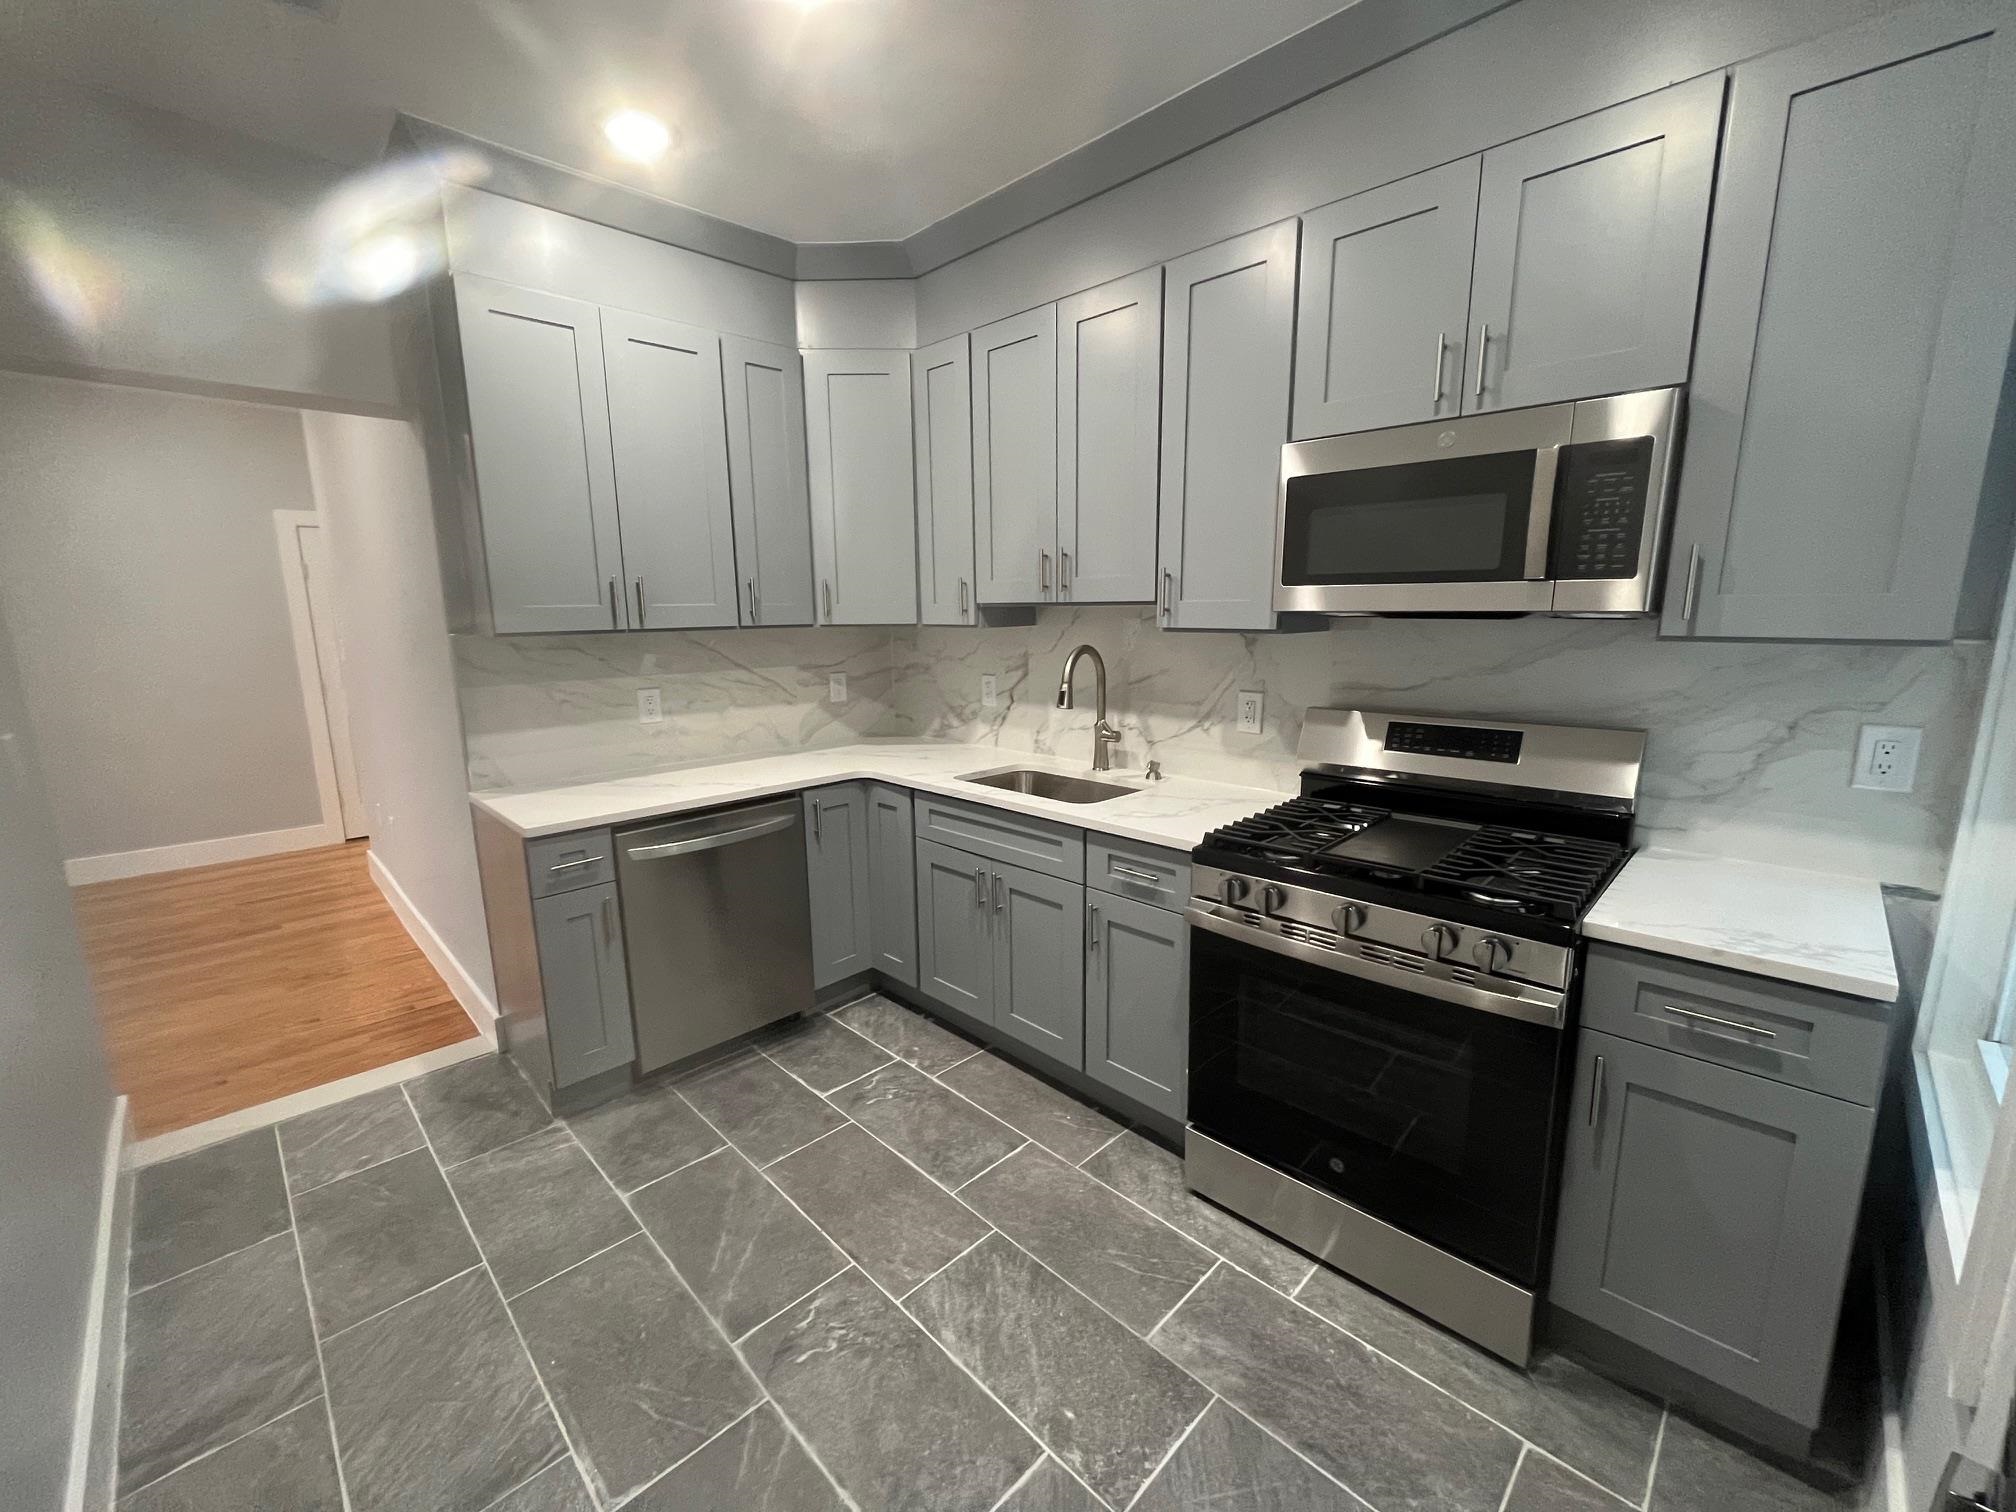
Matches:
[1273,387,1683,616]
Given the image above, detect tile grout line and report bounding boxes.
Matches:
[128,1222,294,1298]
[1117,1393,1217,1512]
[474,1453,583,1512]
[111,1397,329,1503]
[401,1083,589,1507]
[1495,1443,1530,1512]
[894,1228,996,1302]
[498,1230,645,1304]
[316,1262,487,1347]
[1144,1259,1220,1341]
[278,1138,358,1512]
[432,1115,562,1174]
[1075,1125,1129,1167]
[606,1401,763,1511]
[923,1051,1123,1166]
[950,1138,1033,1193]
[1232,1403,1390,1511]
[1525,1445,1644,1510]
[608,1121,731,1198]
[755,1119,853,1170]
[281,1139,429,1201]
[1640,1407,1669,1510]
[980,1449,1052,1512]
[732,1261,858,1345]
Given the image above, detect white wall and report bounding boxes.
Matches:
[302,410,497,1025]
[0,607,117,1509]
[794,280,918,350]
[0,66,397,412]
[0,372,332,866]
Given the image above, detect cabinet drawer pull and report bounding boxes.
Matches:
[1663,1004,1776,1040]
[822,579,834,622]
[608,577,621,629]
[993,873,1004,913]
[1431,330,1447,407]
[974,866,986,908]
[1109,862,1161,885]
[1588,1054,1605,1126]
[959,577,970,617]
[1059,550,1072,597]
[812,802,822,844]
[1088,903,1100,950]
[548,855,603,873]
[1161,569,1175,620]
[1038,548,1051,594]
[1474,323,1491,398]
[634,578,646,626]
[1680,545,1703,624]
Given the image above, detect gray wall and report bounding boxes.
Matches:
[0,373,328,862]
[302,409,497,1012]
[0,606,116,1508]
[0,66,397,412]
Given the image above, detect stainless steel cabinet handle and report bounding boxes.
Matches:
[992,874,1004,913]
[1474,323,1491,399]
[1664,1004,1777,1040]
[547,855,604,873]
[1088,903,1100,951]
[1431,330,1447,406]
[608,577,621,629]
[974,866,986,908]
[623,814,796,860]
[959,577,970,618]
[1038,548,1051,594]
[1588,1055,1606,1127]
[601,894,615,947]
[821,579,833,622]
[634,578,646,626]
[1160,569,1174,621]
[1059,551,1072,598]
[1109,863,1160,885]
[745,579,759,624]
[1680,544,1703,624]
[812,802,822,844]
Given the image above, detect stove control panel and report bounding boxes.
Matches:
[1383,720,1524,764]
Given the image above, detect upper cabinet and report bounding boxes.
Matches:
[455,276,626,633]
[1664,2,2016,642]
[803,349,919,625]
[722,335,817,628]
[1056,269,1163,603]
[913,334,978,625]
[600,308,741,631]
[972,305,1060,604]
[1159,221,1301,631]
[1290,76,1720,439]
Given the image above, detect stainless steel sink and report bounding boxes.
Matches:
[960,767,1137,804]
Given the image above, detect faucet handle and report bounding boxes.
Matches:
[1145,759,1163,781]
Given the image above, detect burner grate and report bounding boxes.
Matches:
[1419,828,1623,919]
[1204,797,1387,860]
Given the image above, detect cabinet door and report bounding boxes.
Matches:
[722,335,816,626]
[1084,893,1186,1120]
[533,882,636,1086]
[866,782,918,988]
[454,275,624,633]
[1292,157,1480,439]
[804,349,919,625]
[972,305,1058,604]
[1468,74,1721,413]
[990,860,1085,1069]
[915,838,993,1022]
[600,308,739,630]
[1057,269,1161,602]
[1158,222,1298,631]
[804,784,871,987]
[1664,4,2016,642]
[1550,1029,1874,1427]
[913,334,977,626]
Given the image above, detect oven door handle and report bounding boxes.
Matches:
[1185,905,1566,1030]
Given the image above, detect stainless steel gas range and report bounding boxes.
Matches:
[1183,708,1645,1366]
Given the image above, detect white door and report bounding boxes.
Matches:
[275,512,366,841]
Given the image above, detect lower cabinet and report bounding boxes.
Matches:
[1549,1026,1875,1428]
[865,783,918,987]
[530,881,637,1087]
[915,837,994,1020]
[991,861,1086,1065]
[1084,891,1187,1120]
[805,783,872,987]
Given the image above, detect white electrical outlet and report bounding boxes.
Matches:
[981,674,1000,708]
[1236,690,1264,735]
[636,688,663,725]
[828,673,847,704]
[1853,724,1921,792]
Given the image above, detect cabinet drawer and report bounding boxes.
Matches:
[915,794,1084,880]
[526,828,615,897]
[1086,835,1191,911]
[1581,943,1890,1106]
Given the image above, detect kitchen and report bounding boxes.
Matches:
[4,1,2016,1511]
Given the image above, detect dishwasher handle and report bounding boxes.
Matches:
[623,812,796,861]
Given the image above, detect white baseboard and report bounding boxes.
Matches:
[66,1095,131,1512]
[367,850,498,1043]
[64,823,341,886]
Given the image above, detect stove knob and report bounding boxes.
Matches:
[1421,924,1459,960]
[1473,935,1512,973]
[1332,902,1367,937]
[1218,876,1251,907]
[1260,885,1287,917]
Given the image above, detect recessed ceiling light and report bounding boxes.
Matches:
[602,109,673,165]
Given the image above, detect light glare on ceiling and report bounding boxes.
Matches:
[603,109,673,164]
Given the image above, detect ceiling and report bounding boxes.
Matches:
[1,0,1362,244]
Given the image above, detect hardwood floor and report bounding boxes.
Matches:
[73,841,480,1137]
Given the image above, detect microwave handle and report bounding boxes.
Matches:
[1523,444,1562,581]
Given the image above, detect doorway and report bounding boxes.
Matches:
[274,509,367,840]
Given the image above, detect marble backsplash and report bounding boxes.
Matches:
[453,609,1988,893]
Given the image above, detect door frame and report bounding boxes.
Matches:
[272,509,365,842]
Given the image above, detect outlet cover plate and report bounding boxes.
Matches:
[1236,690,1264,735]
[828,673,847,704]
[1853,724,1921,792]
[981,674,999,708]
[636,688,663,724]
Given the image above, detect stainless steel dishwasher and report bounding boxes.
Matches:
[614,797,814,1075]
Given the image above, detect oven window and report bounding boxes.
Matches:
[1188,924,1568,1286]
[1281,449,1536,585]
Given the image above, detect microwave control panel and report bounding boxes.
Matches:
[1550,437,1652,580]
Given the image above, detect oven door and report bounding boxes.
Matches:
[1187,908,1571,1288]
[1274,403,1572,615]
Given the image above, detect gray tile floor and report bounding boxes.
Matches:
[117,992,1859,1512]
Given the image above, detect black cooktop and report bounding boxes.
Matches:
[1197,795,1627,925]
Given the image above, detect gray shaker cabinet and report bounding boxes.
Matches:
[1158,221,1300,631]
[1468,74,1721,414]
[531,881,638,1088]
[453,275,625,633]
[803,349,918,625]
[1292,157,1481,439]
[1550,1026,1876,1429]
[804,783,872,987]
[1084,891,1186,1120]
[723,334,816,627]
[990,859,1086,1069]
[1056,268,1162,603]
[915,837,994,1022]
[866,782,918,988]
[1663,3,2016,642]
[913,334,978,625]
[972,304,1059,604]
[600,308,740,630]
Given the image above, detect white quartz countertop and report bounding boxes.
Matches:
[1584,848,1898,1001]
[470,741,1290,854]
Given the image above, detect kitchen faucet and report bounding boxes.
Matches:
[1055,645,1123,772]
